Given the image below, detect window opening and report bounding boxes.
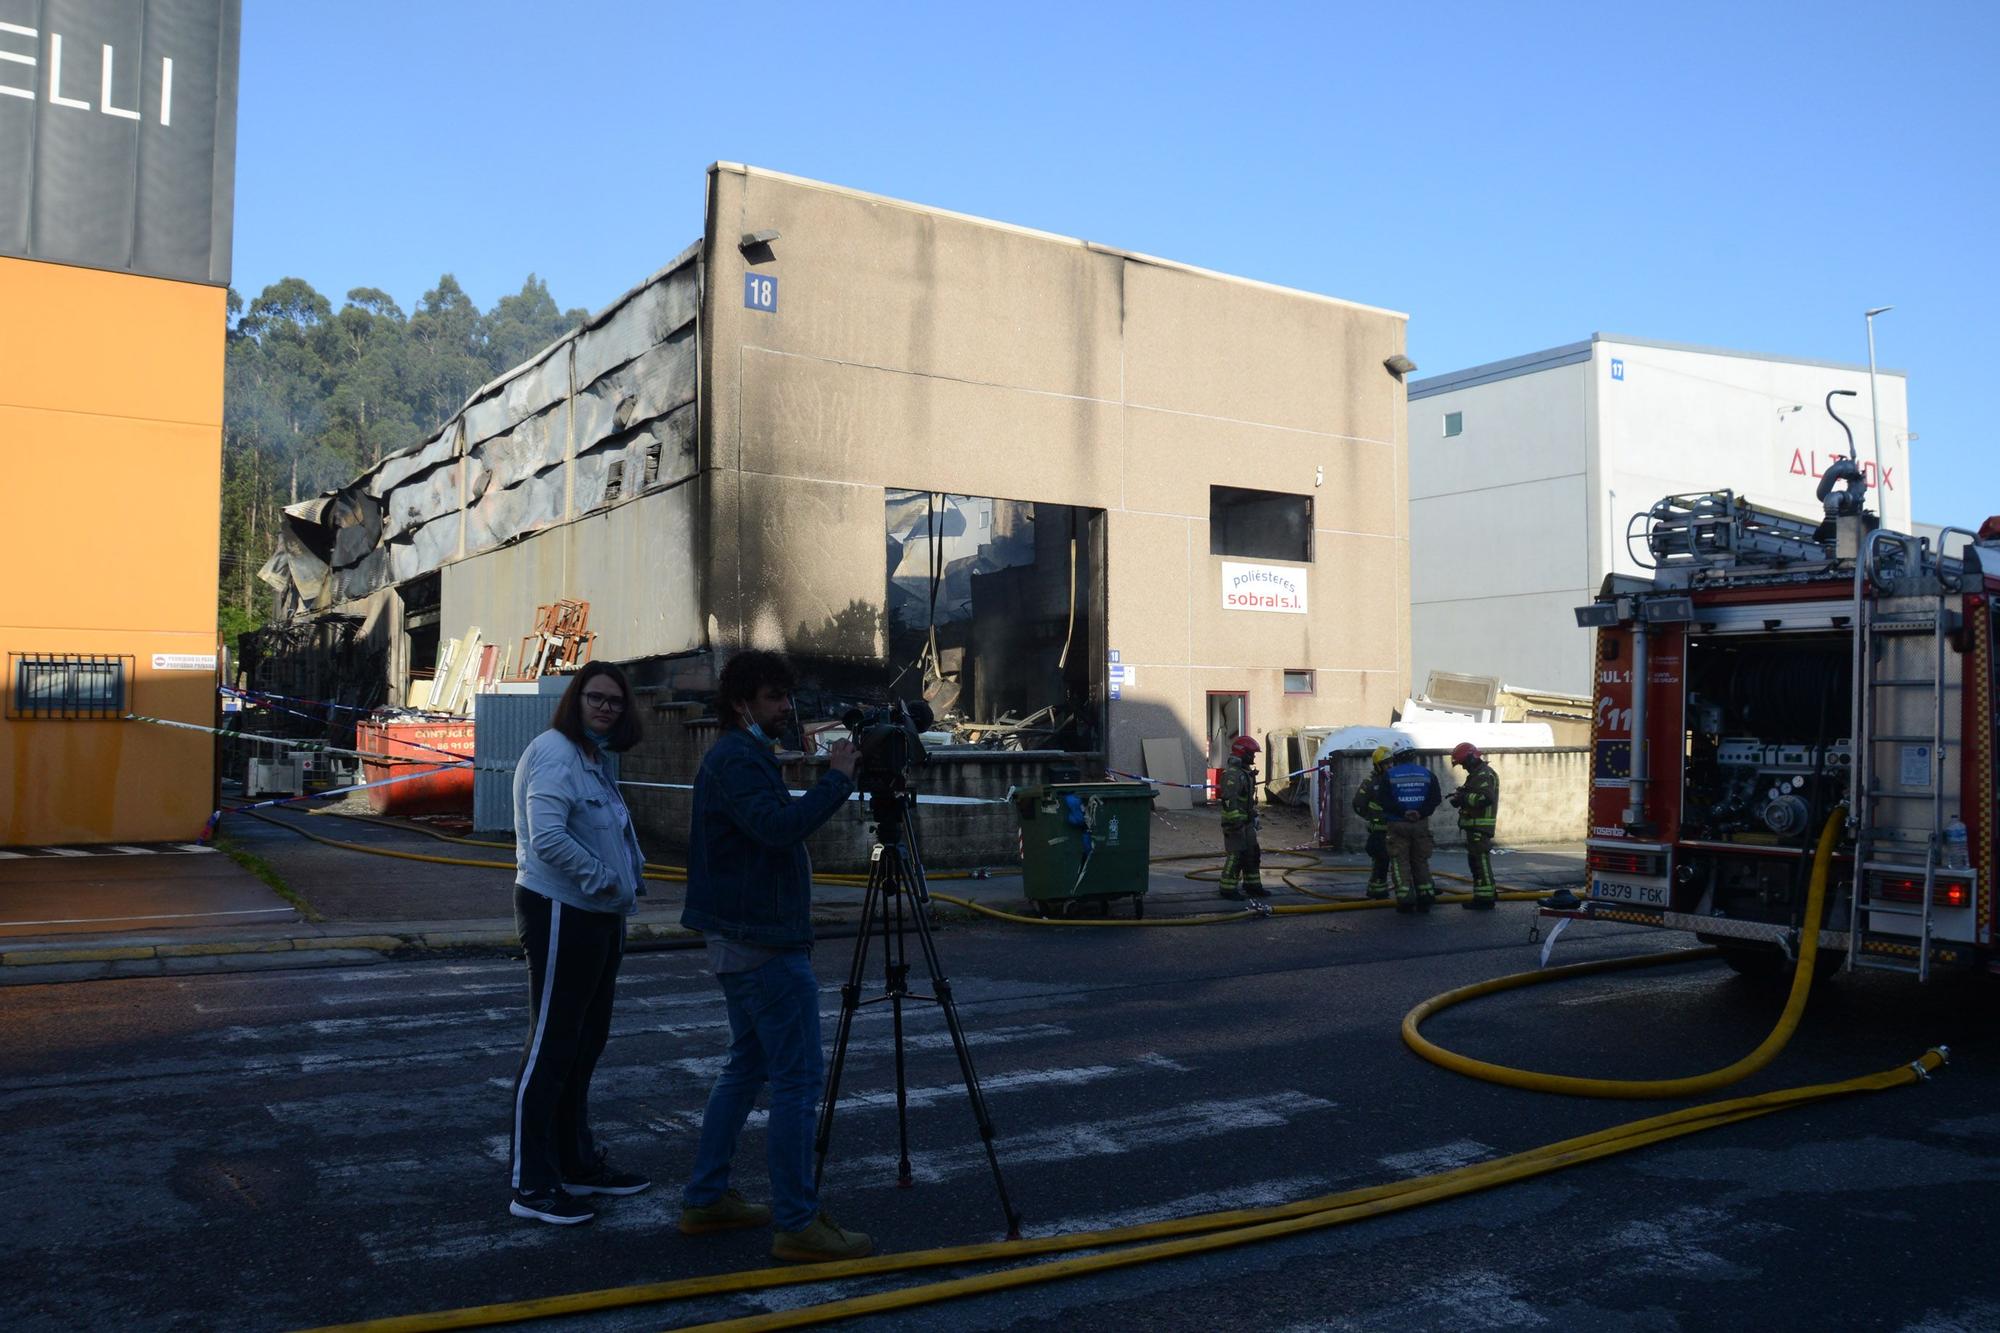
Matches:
[1209,485,1312,563]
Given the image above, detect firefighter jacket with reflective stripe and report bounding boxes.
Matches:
[1351,773,1388,832]
[1456,762,1499,831]
[1376,761,1441,820]
[1219,760,1256,827]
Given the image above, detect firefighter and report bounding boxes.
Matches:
[1449,741,1500,909]
[1374,743,1441,912]
[1217,735,1269,900]
[1351,746,1395,899]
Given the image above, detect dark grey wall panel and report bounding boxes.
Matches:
[0,0,239,285]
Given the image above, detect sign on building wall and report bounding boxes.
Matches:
[0,0,241,285]
[1220,561,1308,615]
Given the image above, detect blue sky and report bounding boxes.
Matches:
[235,2,1996,522]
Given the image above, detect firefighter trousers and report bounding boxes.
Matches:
[1462,829,1496,899]
[1386,820,1435,903]
[1221,823,1263,896]
[1364,828,1392,897]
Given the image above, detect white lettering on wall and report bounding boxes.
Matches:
[100,43,138,120]
[0,21,34,100]
[47,32,89,110]
[0,25,179,124]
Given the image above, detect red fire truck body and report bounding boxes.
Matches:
[1561,492,2000,980]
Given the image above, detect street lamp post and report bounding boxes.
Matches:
[1865,305,1892,511]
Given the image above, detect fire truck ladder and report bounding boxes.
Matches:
[1847,527,1976,980]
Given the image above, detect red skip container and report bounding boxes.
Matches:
[356,719,476,816]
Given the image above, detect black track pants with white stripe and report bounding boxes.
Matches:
[510,887,625,1195]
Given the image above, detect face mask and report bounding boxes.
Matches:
[585,727,612,750]
[741,710,774,747]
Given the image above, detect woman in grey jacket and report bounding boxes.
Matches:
[506,662,650,1225]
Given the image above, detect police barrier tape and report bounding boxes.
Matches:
[220,688,476,766]
[125,713,456,767]
[129,712,1008,810]
[222,684,457,720]
[219,760,472,816]
[613,778,1006,807]
[1105,760,1325,790]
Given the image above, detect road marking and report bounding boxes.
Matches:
[0,907,295,927]
[1027,1173,1331,1238]
[1556,972,1718,1006]
[831,1092,1339,1185]
[35,848,92,856]
[659,1023,1077,1084]
[1378,1137,1495,1175]
[108,846,159,855]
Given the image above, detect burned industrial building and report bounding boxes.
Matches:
[248,165,1414,859]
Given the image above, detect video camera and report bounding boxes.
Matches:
[839,698,935,796]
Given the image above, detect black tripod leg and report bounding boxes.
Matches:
[899,843,1024,1239]
[813,857,884,1191]
[887,872,914,1188]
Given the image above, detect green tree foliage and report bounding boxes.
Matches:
[218,273,592,632]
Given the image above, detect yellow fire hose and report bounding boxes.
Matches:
[1404,806,1846,1098]
[290,805,1951,1333]
[300,1041,1946,1333]
[235,804,1550,924]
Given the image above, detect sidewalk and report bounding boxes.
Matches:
[0,800,1587,983]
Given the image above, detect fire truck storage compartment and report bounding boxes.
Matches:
[1678,632,1852,923]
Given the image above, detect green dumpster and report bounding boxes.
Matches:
[1013,781,1157,918]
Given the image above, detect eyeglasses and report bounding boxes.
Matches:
[582,692,625,711]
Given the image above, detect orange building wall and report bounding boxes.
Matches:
[0,257,226,844]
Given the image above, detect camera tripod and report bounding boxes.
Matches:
[812,787,1022,1239]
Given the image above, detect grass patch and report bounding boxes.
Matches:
[214,836,321,922]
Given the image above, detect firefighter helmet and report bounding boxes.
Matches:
[1370,745,1393,766]
[1230,735,1260,760]
[1451,742,1482,766]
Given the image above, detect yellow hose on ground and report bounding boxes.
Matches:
[242,803,1556,929]
[1403,806,1846,1099]
[286,810,1938,1333]
[298,1037,1945,1333]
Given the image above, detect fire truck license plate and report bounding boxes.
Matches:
[1590,878,1668,907]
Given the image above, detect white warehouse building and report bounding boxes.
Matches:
[1406,333,1913,698]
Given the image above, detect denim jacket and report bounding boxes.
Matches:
[682,726,855,947]
[513,728,645,916]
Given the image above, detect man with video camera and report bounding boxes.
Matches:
[678,650,874,1262]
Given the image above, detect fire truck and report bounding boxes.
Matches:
[1556,474,2000,982]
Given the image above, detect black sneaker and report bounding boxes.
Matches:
[564,1153,652,1196]
[510,1188,595,1226]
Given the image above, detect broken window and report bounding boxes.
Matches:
[1209,485,1313,563]
[884,491,1105,752]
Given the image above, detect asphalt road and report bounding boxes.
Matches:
[2,902,1997,1332]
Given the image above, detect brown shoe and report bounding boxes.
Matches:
[771,1212,873,1262]
[678,1189,772,1235]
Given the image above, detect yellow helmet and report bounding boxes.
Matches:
[1371,746,1392,766]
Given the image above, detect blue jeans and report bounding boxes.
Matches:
[683,950,824,1231]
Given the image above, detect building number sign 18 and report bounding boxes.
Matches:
[743,273,778,312]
